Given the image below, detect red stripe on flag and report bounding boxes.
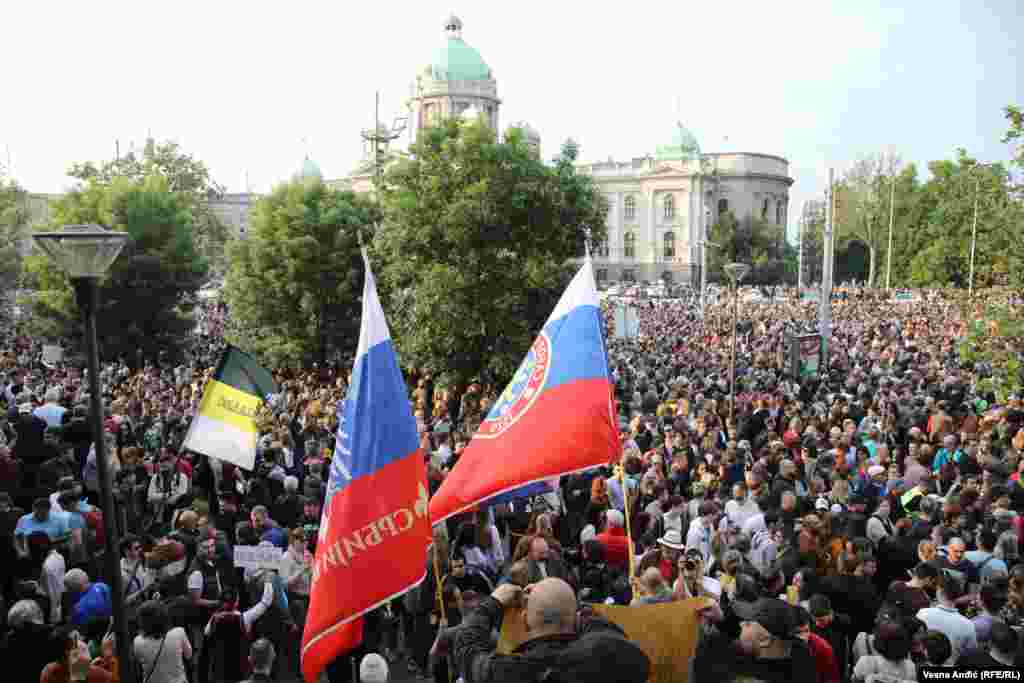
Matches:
[302,451,431,682]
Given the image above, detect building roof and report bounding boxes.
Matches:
[655,123,701,161]
[430,15,492,82]
[294,157,322,181]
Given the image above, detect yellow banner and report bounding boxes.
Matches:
[498,598,706,683]
[197,379,262,434]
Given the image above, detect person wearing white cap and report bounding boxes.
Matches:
[360,652,390,682]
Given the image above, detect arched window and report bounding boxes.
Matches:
[718,198,729,215]
[596,269,608,283]
[598,240,609,257]
[663,195,675,220]
[624,232,636,258]
[776,202,783,225]
[622,269,636,283]
[663,231,675,259]
[624,195,636,220]
[661,270,674,284]
[762,198,770,220]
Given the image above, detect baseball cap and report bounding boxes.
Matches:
[733,598,798,640]
[815,497,829,511]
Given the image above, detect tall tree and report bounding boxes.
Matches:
[907,152,1019,288]
[373,118,608,387]
[26,175,208,361]
[836,152,903,287]
[707,212,786,284]
[223,179,377,367]
[1003,104,1023,168]
[68,138,231,273]
[0,176,29,292]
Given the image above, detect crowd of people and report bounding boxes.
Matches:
[1,286,1023,682]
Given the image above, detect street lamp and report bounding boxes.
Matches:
[33,224,133,683]
[723,261,750,421]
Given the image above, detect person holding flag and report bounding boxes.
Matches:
[301,249,432,683]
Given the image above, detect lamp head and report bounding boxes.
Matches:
[32,224,128,279]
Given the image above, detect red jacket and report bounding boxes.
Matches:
[596,526,631,570]
[806,632,840,683]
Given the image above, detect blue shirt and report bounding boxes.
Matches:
[71,583,112,626]
[261,526,288,549]
[964,551,1008,583]
[15,512,71,541]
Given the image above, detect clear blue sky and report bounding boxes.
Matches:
[2,1,1020,240]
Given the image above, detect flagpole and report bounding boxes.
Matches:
[431,542,454,683]
[618,466,636,581]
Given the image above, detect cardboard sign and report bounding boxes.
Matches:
[233,545,284,571]
[42,345,64,364]
[498,597,707,683]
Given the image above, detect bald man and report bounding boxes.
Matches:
[453,578,650,683]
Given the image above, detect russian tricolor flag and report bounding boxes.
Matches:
[301,250,431,683]
[429,259,619,523]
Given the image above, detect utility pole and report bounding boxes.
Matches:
[797,210,804,292]
[885,162,897,290]
[819,169,834,347]
[360,91,408,240]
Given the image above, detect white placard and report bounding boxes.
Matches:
[233,545,284,571]
[42,345,64,364]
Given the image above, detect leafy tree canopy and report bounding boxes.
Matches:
[223,179,377,367]
[25,174,207,362]
[707,212,787,285]
[68,138,230,273]
[373,118,608,387]
[0,176,29,291]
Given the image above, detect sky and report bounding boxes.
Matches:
[3,1,1021,241]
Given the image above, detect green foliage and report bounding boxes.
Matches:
[957,302,1024,402]
[1003,104,1023,168]
[27,175,207,361]
[68,138,230,273]
[373,118,608,386]
[905,152,1020,289]
[0,176,29,290]
[223,179,377,367]
[707,212,787,284]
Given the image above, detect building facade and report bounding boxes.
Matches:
[578,134,794,286]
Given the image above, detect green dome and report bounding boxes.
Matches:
[655,123,702,161]
[430,15,492,82]
[295,157,322,181]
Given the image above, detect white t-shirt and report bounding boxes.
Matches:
[134,627,192,683]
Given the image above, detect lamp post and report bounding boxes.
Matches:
[723,261,750,421]
[33,224,133,683]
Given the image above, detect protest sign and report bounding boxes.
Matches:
[42,345,64,364]
[498,597,707,683]
[233,545,284,571]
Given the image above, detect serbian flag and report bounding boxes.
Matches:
[301,250,431,683]
[429,258,618,523]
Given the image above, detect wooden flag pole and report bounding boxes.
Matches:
[618,466,636,581]
[431,541,454,683]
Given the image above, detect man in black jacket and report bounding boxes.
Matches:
[453,578,650,683]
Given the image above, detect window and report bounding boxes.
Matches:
[663,195,675,220]
[776,203,783,225]
[718,198,729,215]
[762,198,770,220]
[622,269,636,283]
[624,232,636,258]
[663,231,675,259]
[596,269,608,283]
[598,240,609,257]
[624,195,636,220]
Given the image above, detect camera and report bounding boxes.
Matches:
[683,559,698,571]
